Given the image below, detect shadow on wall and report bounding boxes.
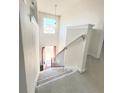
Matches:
[88,29,104,59]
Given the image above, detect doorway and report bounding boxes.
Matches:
[40,46,56,70]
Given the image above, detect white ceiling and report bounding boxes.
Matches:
[37,0,82,15]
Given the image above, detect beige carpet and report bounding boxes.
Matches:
[37,67,73,86]
[36,48,104,93]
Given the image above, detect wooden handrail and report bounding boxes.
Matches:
[56,34,87,57]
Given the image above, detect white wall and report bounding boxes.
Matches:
[88,29,104,58]
[38,12,60,52]
[59,0,104,58]
[20,0,40,93]
[19,16,27,93]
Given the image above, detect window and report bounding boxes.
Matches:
[43,17,56,34]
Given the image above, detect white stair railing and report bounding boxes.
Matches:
[55,24,94,73]
[54,34,86,66]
